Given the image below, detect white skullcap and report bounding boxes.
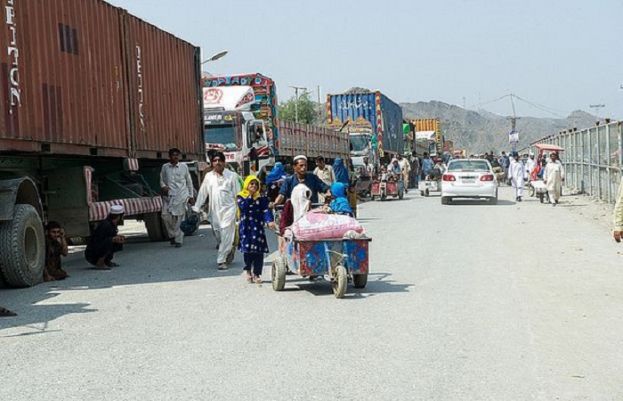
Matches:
[293,155,307,163]
[110,205,125,214]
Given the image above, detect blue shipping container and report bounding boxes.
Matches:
[327,92,404,155]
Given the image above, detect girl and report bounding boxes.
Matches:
[237,176,275,283]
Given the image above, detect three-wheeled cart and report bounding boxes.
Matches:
[272,237,370,299]
[418,179,441,197]
[371,178,404,201]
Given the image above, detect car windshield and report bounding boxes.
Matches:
[204,125,238,151]
[349,135,369,152]
[447,160,490,172]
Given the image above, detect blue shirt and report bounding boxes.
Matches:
[422,158,434,174]
[279,173,329,204]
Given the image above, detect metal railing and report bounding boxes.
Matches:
[534,121,623,204]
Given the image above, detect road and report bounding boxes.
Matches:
[2,187,623,401]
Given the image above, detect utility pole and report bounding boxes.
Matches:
[589,104,605,120]
[289,85,307,123]
[508,94,521,152]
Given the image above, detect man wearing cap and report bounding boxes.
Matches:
[85,205,126,269]
[275,155,331,206]
[160,148,195,248]
[193,151,241,270]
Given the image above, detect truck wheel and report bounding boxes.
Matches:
[0,204,45,287]
[352,273,368,289]
[332,265,348,298]
[144,212,168,242]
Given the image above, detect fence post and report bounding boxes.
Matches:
[598,127,602,200]
[606,124,611,203]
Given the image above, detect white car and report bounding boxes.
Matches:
[440,159,498,204]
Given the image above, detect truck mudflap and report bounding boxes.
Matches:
[84,167,162,221]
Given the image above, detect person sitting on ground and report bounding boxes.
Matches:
[85,205,125,270]
[328,182,353,217]
[44,221,69,281]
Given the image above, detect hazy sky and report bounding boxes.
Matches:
[108,0,623,119]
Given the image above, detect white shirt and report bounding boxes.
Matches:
[313,165,335,186]
[160,162,193,216]
[194,169,241,229]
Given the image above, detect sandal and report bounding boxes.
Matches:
[253,276,262,284]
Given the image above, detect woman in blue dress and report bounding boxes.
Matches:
[237,175,275,283]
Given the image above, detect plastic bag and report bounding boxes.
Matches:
[291,210,364,240]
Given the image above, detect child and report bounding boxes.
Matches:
[237,176,275,283]
[329,182,353,217]
[44,221,69,281]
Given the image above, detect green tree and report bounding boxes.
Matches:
[278,92,318,124]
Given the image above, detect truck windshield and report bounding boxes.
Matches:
[349,135,369,152]
[204,125,238,151]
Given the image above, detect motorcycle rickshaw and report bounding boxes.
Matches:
[371,172,404,201]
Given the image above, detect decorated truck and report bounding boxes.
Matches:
[202,85,271,174]
[326,91,404,169]
[0,0,203,287]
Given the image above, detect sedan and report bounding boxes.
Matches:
[440,159,498,204]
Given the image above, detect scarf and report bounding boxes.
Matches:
[238,175,261,200]
[332,157,349,185]
[266,162,286,184]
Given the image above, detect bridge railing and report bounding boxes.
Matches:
[536,121,623,204]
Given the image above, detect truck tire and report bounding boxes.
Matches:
[0,204,45,287]
[144,212,168,242]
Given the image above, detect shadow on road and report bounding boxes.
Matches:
[280,272,412,300]
[447,199,516,206]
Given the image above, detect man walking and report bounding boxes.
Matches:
[509,152,525,202]
[398,154,411,191]
[421,152,434,179]
[543,152,564,206]
[194,151,241,270]
[525,154,536,182]
[160,148,194,248]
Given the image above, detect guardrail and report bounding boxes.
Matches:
[534,121,622,204]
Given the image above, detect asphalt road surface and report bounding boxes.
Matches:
[2,187,623,401]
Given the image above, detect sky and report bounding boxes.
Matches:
[108,0,623,119]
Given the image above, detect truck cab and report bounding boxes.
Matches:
[203,86,272,173]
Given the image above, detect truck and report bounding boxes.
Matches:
[412,118,444,156]
[204,73,348,166]
[326,91,404,169]
[203,73,280,157]
[0,0,204,287]
[202,86,271,174]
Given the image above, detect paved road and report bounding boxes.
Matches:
[2,187,623,400]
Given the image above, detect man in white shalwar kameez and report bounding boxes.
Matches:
[160,148,194,247]
[193,151,241,269]
[524,154,536,182]
[543,152,565,206]
[509,152,525,202]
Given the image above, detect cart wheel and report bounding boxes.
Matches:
[332,265,348,299]
[425,189,430,197]
[352,273,368,289]
[271,257,287,291]
[420,191,424,196]
[529,185,535,197]
[539,193,544,203]
[381,193,386,201]
[398,189,404,200]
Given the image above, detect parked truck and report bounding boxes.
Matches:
[412,118,444,156]
[203,73,349,166]
[202,86,271,174]
[203,73,280,157]
[326,91,404,169]
[0,0,203,287]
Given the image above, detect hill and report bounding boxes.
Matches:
[400,101,598,153]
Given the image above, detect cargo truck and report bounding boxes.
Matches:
[203,73,280,157]
[326,91,404,169]
[204,74,348,166]
[203,86,271,174]
[0,0,203,287]
[412,118,444,156]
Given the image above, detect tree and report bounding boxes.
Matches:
[278,92,318,124]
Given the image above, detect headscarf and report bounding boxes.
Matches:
[332,157,349,185]
[266,162,286,184]
[329,182,353,216]
[291,183,311,222]
[238,175,261,200]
